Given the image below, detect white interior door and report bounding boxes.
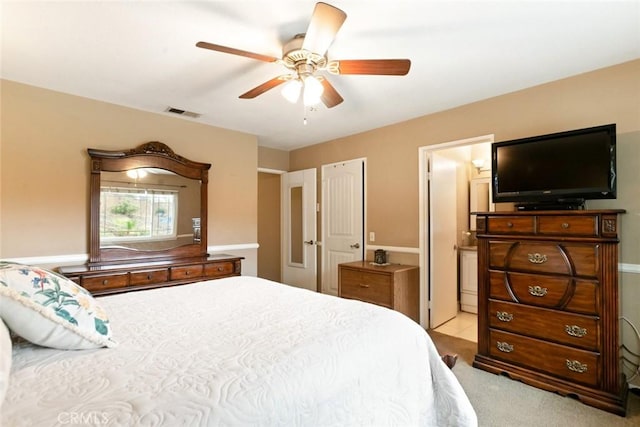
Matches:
[281,168,317,291]
[429,152,459,328]
[321,160,364,296]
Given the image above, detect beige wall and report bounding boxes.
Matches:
[256,147,288,282]
[3,61,638,382]
[0,80,258,268]
[257,172,281,282]
[258,146,289,171]
[290,59,640,253]
[289,59,640,383]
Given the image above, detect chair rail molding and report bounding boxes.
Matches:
[367,245,420,254]
[4,243,261,267]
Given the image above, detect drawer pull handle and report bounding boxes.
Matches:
[565,325,587,338]
[185,270,190,275]
[147,274,152,280]
[506,222,513,228]
[218,267,223,271]
[496,341,514,353]
[359,283,370,288]
[496,311,513,322]
[102,279,109,285]
[566,359,588,373]
[528,285,548,297]
[527,253,547,264]
[561,222,570,229]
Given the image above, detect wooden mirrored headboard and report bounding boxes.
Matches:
[88,141,210,266]
[58,141,243,296]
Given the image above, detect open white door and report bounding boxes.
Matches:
[429,152,459,328]
[321,160,364,296]
[281,169,317,291]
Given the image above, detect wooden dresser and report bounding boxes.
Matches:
[473,210,627,415]
[338,261,419,323]
[58,254,243,296]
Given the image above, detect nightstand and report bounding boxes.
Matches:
[338,261,419,323]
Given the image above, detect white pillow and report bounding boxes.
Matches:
[0,319,11,409]
[0,261,116,350]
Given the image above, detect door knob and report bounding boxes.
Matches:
[350,243,360,249]
[303,240,315,245]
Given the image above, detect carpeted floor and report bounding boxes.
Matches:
[427,330,640,426]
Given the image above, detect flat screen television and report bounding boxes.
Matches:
[491,124,616,210]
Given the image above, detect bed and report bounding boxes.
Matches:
[1,269,476,426]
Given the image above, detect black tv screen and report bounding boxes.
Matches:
[492,124,616,209]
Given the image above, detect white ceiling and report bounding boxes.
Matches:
[2,1,639,151]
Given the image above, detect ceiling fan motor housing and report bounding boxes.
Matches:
[282,34,327,71]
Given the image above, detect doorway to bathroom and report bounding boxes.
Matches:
[419,134,494,342]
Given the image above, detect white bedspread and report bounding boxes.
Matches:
[3,276,476,426]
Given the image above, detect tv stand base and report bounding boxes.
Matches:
[516,199,585,211]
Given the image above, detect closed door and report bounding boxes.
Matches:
[281,169,317,291]
[321,160,364,296]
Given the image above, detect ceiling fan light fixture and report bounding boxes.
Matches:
[303,75,324,106]
[281,78,302,103]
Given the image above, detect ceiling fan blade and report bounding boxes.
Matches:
[319,78,344,108]
[302,2,347,56]
[331,59,411,75]
[196,41,279,63]
[239,76,288,99]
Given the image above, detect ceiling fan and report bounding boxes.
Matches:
[196,2,411,108]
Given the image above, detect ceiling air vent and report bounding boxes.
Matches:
[164,107,201,119]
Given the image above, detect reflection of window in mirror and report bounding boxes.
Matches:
[99,169,201,252]
[100,187,177,242]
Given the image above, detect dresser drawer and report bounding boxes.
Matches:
[340,268,392,307]
[203,261,235,278]
[487,216,535,234]
[489,271,599,315]
[489,242,598,277]
[82,273,129,291]
[537,215,598,237]
[489,300,599,350]
[130,269,169,286]
[170,264,203,281]
[489,329,599,387]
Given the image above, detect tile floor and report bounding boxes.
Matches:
[433,311,478,343]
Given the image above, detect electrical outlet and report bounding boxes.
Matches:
[369,232,375,242]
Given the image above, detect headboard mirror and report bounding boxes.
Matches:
[88,142,210,266]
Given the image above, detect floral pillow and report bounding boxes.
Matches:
[0,261,116,350]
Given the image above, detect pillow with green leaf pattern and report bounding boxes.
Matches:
[0,261,116,350]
